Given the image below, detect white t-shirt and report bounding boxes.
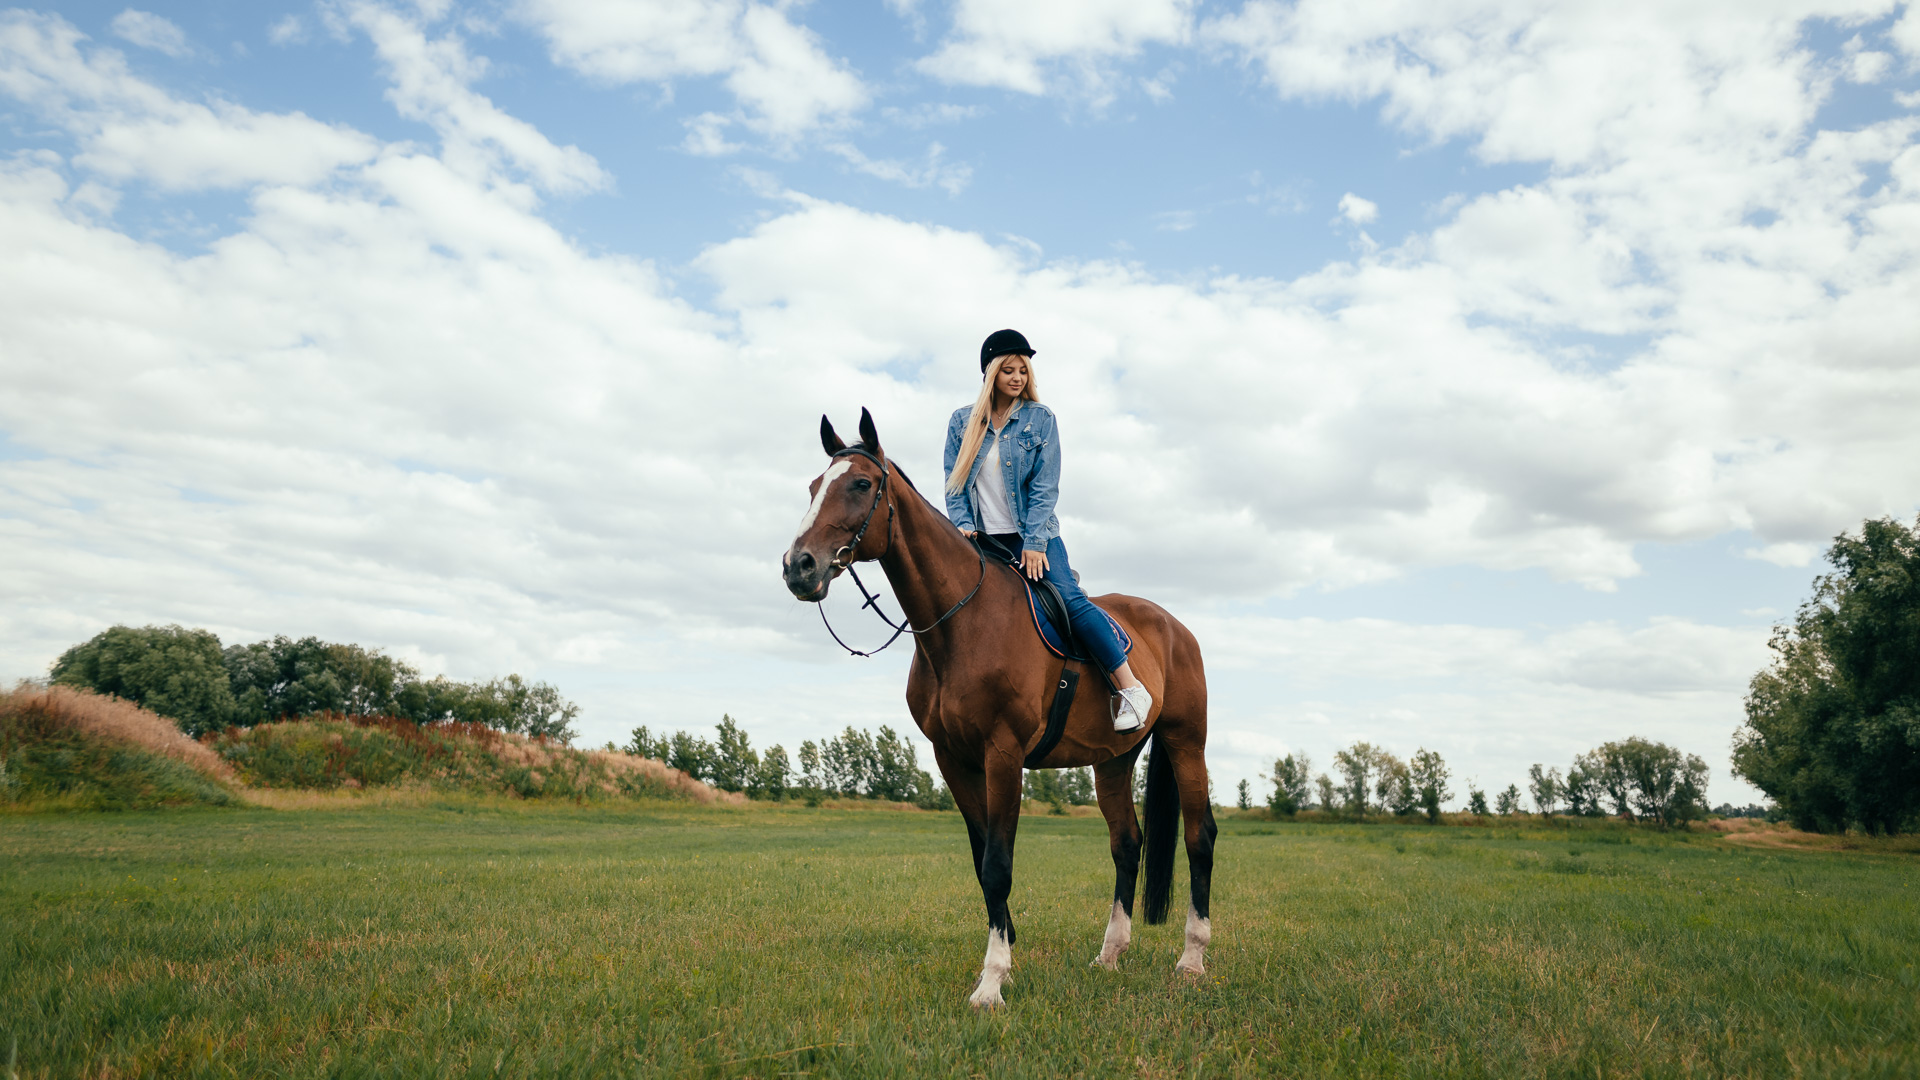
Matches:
[975,428,1018,534]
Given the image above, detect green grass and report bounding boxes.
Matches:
[2,805,1915,1078]
[0,735,233,812]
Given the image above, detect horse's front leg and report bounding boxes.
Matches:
[963,737,1025,1008]
[1090,749,1144,969]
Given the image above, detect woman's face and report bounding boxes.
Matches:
[994,355,1030,400]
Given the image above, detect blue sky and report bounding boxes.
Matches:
[6,0,1920,806]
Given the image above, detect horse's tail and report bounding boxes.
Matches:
[1140,731,1179,925]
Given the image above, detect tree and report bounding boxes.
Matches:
[1375,754,1417,816]
[1574,746,1632,816]
[1575,737,1709,826]
[1409,749,1451,824]
[627,726,670,762]
[709,716,758,793]
[1734,516,1920,834]
[752,745,790,801]
[51,625,235,736]
[668,730,714,782]
[1467,786,1489,815]
[1236,779,1251,810]
[822,727,874,797]
[1562,762,1600,816]
[1269,752,1312,817]
[1333,741,1383,816]
[1495,784,1522,815]
[797,740,821,791]
[1527,764,1562,816]
[1314,773,1337,813]
[1026,769,1071,814]
[869,727,922,802]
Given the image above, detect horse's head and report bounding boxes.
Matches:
[784,408,893,602]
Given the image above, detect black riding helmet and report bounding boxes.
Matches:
[980,328,1035,372]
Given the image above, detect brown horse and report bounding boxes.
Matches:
[782,408,1215,1007]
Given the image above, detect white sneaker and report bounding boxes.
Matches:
[1114,685,1151,732]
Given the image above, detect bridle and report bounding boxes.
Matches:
[815,445,986,657]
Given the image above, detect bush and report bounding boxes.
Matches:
[211,715,711,801]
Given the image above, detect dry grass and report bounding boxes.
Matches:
[2,682,234,782]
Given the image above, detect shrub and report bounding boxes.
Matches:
[210,715,719,802]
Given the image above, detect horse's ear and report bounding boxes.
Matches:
[820,415,847,456]
[858,407,882,457]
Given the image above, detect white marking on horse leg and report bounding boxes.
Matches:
[794,460,852,541]
[967,927,1012,1008]
[1091,900,1131,969]
[1174,904,1211,975]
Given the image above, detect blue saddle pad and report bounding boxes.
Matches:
[1023,579,1133,662]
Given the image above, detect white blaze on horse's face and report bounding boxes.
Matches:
[795,460,852,542]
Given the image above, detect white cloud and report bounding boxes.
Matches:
[827,140,971,195]
[108,9,189,57]
[0,11,379,190]
[267,15,307,46]
[344,2,609,196]
[682,111,743,156]
[915,0,1195,99]
[1337,191,1376,224]
[513,0,867,141]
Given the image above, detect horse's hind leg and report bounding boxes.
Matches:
[1089,747,1145,969]
[1165,738,1217,975]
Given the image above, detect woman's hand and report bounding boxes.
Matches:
[1020,549,1048,580]
[961,529,976,539]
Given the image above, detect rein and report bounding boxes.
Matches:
[817,446,986,658]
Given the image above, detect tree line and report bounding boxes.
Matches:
[48,624,579,741]
[1257,736,1712,827]
[628,718,957,809]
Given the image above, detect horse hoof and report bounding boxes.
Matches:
[1090,956,1119,970]
[1174,959,1205,976]
[968,990,1005,1008]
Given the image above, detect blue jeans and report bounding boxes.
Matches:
[987,534,1129,674]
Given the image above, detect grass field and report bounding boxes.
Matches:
[2,802,1916,1079]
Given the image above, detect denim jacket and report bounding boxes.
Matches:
[943,399,1061,552]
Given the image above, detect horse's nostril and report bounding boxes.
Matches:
[795,551,816,572]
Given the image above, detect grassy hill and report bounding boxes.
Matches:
[1,684,725,811]
[0,684,237,811]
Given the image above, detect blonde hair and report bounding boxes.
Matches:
[945,353,1040,496]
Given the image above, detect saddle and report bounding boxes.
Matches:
[974,535,1135,767]
[974,535,1133,666]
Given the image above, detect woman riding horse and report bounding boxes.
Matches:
[943,329,1153,732]
[783,370,1215,1009]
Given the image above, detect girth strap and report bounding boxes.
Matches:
[1023,669,1079,769]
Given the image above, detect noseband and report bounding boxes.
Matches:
[816,445,986,658]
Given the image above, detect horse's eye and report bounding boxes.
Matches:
[851,478,872,492]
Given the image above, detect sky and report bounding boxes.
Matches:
[4,0,1920,808]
